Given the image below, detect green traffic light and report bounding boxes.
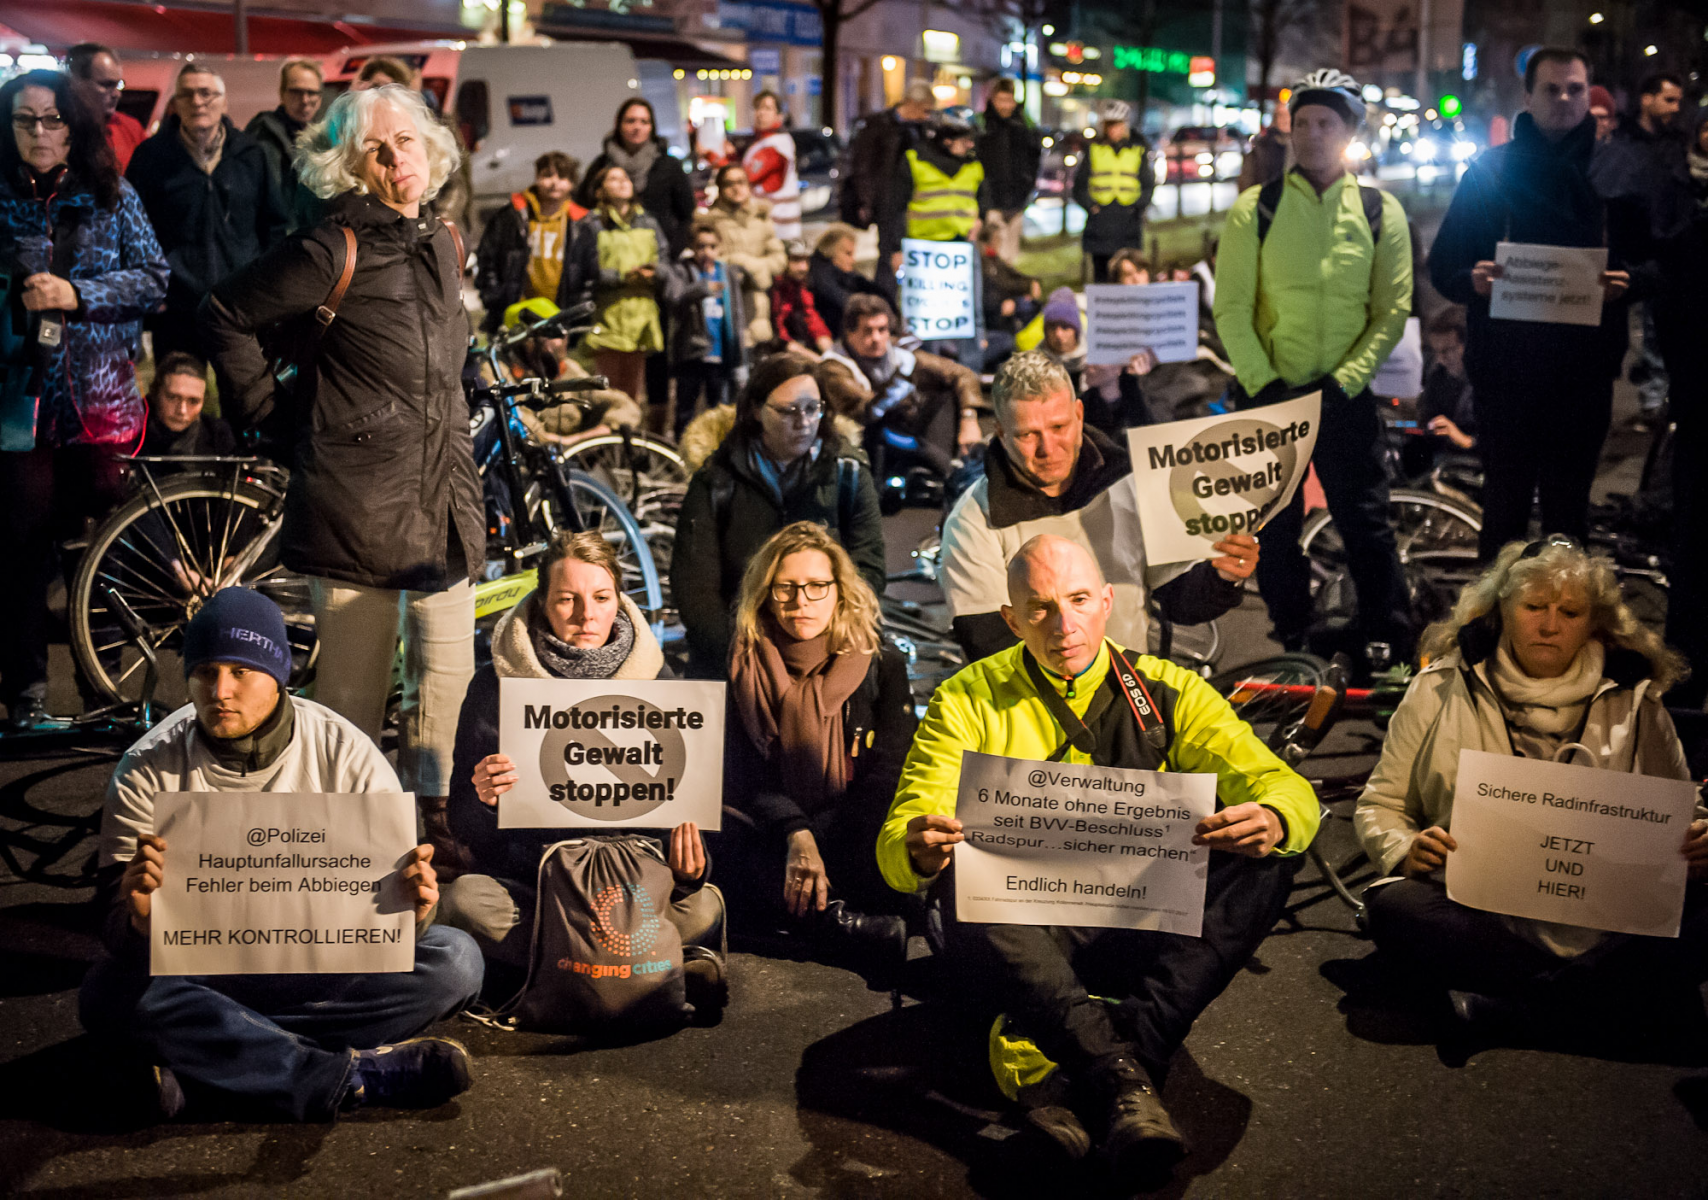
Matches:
[1439,94,1462,118]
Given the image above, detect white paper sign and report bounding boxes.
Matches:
[1488,241,1608,327]
[1445,750,1697,937]
[149,792,417,976]
[1085,281,1199,365]
[1370,316,1423,398]
[1125,392,1322,566]
[898,238,977,339]
[499,678,726,830]
[953,751,1216,935]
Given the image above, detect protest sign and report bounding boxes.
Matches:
[149,792,416,976]
[1370,316,1423,398]
[1085,282,1199,365]
[898,238,977,339]
[1125,392,1321,566]
[499,679,725,830]
[953,751,1215,935]
[1488,242,1608,327]
[1445,750,1697,937]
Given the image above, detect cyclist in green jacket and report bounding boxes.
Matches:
[1213,68,1414,664]
[879,534,1316,1185]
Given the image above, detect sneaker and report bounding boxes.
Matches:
[346,1036,473,1109]
[153,1064,186,1120]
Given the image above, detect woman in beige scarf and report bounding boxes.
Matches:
[1354,535,1708,1032]
[720,521,918,977]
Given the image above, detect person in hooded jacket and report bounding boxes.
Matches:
[1356,536,1708,1026]
[126,63,287,360]
[438,531,718,979]
[1429,48,1641,562]
[201,84,483,817]
[977,78,1041,264]
[475,151,586,335]
[671,353,886,680]
[0,69,169,727]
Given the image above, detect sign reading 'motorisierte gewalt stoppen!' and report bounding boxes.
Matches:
[499,678,726,830]
[1126,392,1321,565]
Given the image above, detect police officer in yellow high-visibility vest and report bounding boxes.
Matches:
[1072,100,1155,282]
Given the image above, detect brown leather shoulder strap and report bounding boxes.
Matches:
[314,225,358,328]
[442,218,466,276]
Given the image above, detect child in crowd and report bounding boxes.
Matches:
[669,219,749,440]
[769,240,834,357]
[1044,274,1157,435]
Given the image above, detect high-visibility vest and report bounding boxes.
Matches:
[905,149,984,241]
[1088,141,1144,207]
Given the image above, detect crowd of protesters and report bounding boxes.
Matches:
[6,34,1708,1191]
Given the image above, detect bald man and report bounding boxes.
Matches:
[878,535,1316,1185]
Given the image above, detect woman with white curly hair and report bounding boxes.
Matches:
[1355,534,1708,1026]
[201,84,483,824]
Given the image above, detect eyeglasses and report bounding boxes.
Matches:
[12,113,67,132]
[769,580,835,602]
[1519,533,1582,559]
[176,88,224,104]
[284,88,321,100]
[764,401,823,423]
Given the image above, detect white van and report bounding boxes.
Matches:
[320,40,648,218]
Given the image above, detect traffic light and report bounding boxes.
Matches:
[1439,93,1462,118]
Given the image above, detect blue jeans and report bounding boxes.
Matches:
[79,926,483,1121]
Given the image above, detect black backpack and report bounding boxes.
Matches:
[1255,177,1385,244]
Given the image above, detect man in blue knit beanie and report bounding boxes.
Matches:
[78,588,485,1122]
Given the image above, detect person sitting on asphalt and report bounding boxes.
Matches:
[1354,535,1708,1028]
[717,521,917,972]
[938,351,1256,664]
[806,222,886,341]
[439,531,716,984]
[817,293,984,477]
[1037,285,1157,435]
[138,351,236,458]
[672,353,886,679]
[770,238,835,358]
[878,534,1319,1184]
[79,587,483,1122]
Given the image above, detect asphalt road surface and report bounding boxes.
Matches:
[3,385,1707,1198]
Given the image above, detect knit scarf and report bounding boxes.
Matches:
[603,136,659,195]
[744,435,819,509]
[180,120,226,175]
[1487,637,1605,744]
[531,605,636,680]
[729,616,871,811]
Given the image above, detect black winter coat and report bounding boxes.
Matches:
[572,137,697,255]
[126,115,287,314]
[139,414,236,457]
[842,109,930,232]
[978,103,1042,212]
[1429,113,1643,392]
[201,191,483,591]
[807,250,885,338]
[668,258,749,368]
[1072,135,1155,256]
[672,426,887,677]
[244,107,324,235]
[723,645,915,900]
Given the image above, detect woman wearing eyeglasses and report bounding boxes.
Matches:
[1354,535,1708,1028]
[672,353,886,680]
[718,520,916,973]
[0,69,168,728]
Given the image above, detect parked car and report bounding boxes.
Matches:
[1162,125,1248,183]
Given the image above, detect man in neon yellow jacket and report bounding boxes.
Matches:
[878,534,1317,1185]
[1212,68,1413,663]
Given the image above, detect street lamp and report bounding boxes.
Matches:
[1644,45,1659,56]
[1589,11,1604,23]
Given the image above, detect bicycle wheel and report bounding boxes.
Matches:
[1207,654,1329,745]
[546,464,666,620]
[552,431,688,508]
[70,471,314,707]
[1300,489,1482,635]
[1149,618,1223,673]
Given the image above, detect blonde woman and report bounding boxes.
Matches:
[1355,535,1708,1019]
[719,521,917,970]
[203,83,480,810]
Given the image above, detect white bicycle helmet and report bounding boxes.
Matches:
[1288,68,1364,124]
[1101,99,1133,126]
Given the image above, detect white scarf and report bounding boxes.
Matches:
[1487,638,1604,738]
